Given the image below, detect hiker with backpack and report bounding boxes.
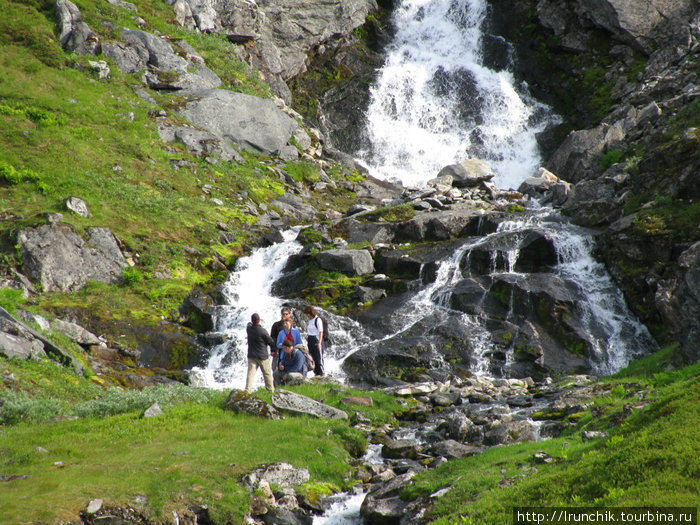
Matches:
[276,339,306,385]
[303,305,325,376]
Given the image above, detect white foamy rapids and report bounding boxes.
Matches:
[551,228,657,374]
[357,0,554,189]
[189,230,304,390]
[313,492,366,525]
[496,212,657,374]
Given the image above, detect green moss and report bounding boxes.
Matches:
[359,203,416,223]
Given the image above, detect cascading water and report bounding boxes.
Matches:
[189,230,305,390]
[356,0,553,189]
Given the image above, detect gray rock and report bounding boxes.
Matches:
[224,390,283,420]
[382,439,421,460]
[86,499,103,514]
[437,159,496,188]
[546,123,626,183]
[574,0,696,54]
[17,224,127,292]
[55,0,96,54]
[0,307,83,373]
[429,439,484,459]
[157,125,244,163]
[353,285,386,304]
[106,0,137,11]
[360,472,415,523]
[272,389,348,420]
[316,249,374,276]
[249,462,310,488]
[208,0,378,100]
[88,60,110,80]
[444,411,477,442]
[0,318,46,360]
[64,196,90,217]
[180,89,298,156]
[582,430,609,442]
[102,42,148,74]
[143,403,164,418]
[50,319,100,346]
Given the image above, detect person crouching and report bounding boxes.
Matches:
[275,339,306,386]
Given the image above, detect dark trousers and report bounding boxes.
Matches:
[307,335,324,376]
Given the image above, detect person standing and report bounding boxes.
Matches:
[245,313,275,393]
[303,305,325,376]
[270,306,292,342]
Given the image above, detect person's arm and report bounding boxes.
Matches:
[316,318,324,345]
[292,328,302,346]
[263,329,275,351]
[276,330,285,349]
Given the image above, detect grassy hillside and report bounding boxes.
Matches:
[0,357,406,523]
[0,0,360,344]
[1,348,698,523]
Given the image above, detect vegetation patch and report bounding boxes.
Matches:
[358,203,416,223]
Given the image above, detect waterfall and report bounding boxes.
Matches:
[356,0,554,189]
[193,0,656,390]
[189,230,305,390]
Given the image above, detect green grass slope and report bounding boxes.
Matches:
[0,0,366,360]
[0,357,405,523]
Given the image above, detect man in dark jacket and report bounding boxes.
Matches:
[245,313,275,393]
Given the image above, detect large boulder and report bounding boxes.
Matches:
[112,31,221,92]
[315,249,374,276]
[271,389,348,420]
[360,472,415,524]
[573,0,696,54]
[546,123,625,183]
[437,159,496,188]
[0,316,46,360]
[174,0,378,101]
[16,225,127,293]
[55,0,97,54]
[157,124,244,164]
[179,89,298,156]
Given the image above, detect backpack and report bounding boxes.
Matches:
[315,316,332,348]
[295,344,315,373]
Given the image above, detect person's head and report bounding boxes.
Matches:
[282,318,292,329]
[280,307,291,320]
[282,340,294,354]
[303,305,316,318]
[251,313,261,325]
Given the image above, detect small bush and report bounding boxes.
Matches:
[601,149,624,170]
[122,266,145,286]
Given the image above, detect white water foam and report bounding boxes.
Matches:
[189,230,304,390]
[357,0,554,189]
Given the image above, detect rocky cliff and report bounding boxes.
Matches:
[486,0,700,363]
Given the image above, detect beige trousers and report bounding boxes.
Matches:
[245,357,275,393]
